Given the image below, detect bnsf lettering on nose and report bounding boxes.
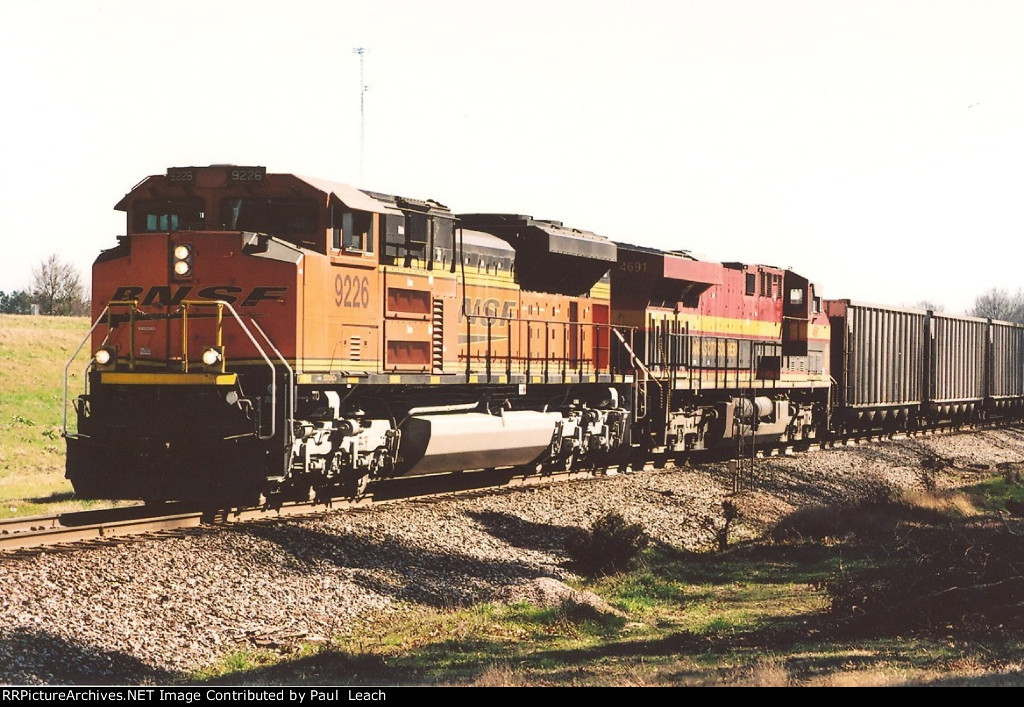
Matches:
[111,286,288,307]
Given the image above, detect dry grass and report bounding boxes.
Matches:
[901,488,977,516]
[468,664,521,687]
[731,657,793,687]
[0,314,91,516]
[808,669,903,687]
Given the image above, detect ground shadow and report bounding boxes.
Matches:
[464,509,582,553]
[27,490,76,503]
[228,519,565,608]
[0,628,178,685]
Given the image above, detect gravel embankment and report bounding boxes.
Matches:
[2,427,1023,684]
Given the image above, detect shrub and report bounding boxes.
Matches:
[815,494,1024,635]
[565,512,650,576]
[703,500,740,551]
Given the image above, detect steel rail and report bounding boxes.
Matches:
[4,420,1020,557]
[0,466,604,556]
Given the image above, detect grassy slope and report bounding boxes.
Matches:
[194,486,1024,687]
[0,314,91,516]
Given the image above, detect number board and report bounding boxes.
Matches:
[167,167,195,182]
[229,166,266,182]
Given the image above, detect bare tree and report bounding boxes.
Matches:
[910,300,945,313]
[971,288,1024,324]
[31,254,86,316]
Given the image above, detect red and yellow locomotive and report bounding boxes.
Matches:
[611,244,831,454]
[65,164,832,502]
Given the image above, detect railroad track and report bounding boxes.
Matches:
[0,496,377,557]
[4,420,1016,557]
[0,465,603,557]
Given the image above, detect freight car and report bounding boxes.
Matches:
[825,301,1024,432]
[62,165,1024,503]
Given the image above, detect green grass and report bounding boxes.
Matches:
[188,536,1022,685]
[962,473,1024,513]
[0,313,92,517]
[181,478,1024,687]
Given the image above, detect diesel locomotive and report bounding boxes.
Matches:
[62,165,1024,503]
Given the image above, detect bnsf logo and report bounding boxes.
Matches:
[459,298,516,324]
[110,285,288,307]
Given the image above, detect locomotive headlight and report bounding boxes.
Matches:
[171,242,193,279]
[201,346,224,371]
[93,346,116,369]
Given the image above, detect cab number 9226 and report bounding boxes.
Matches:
[336,274,370,308]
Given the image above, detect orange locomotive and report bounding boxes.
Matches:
[65,165,832,502]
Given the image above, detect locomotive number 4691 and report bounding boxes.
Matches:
[336,274,371,308]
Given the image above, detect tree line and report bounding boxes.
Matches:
[970,288,1024,324]
[917,290,1024,324]
[0,254,89,316]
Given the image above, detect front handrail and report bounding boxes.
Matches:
[179,300,278,440]
[64,300,283,442]
[62,304,112,437]
[248,318,295,449]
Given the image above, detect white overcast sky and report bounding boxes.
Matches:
[1,0,1021,314]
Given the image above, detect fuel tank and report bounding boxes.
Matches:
[398,410,561,476]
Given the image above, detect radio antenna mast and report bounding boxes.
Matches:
[353,47,369,185]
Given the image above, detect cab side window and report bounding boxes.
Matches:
[332,206,373,252]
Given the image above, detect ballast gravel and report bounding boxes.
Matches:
[2,427,1023,685]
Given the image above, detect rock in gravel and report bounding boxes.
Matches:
[490,577,625,617]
